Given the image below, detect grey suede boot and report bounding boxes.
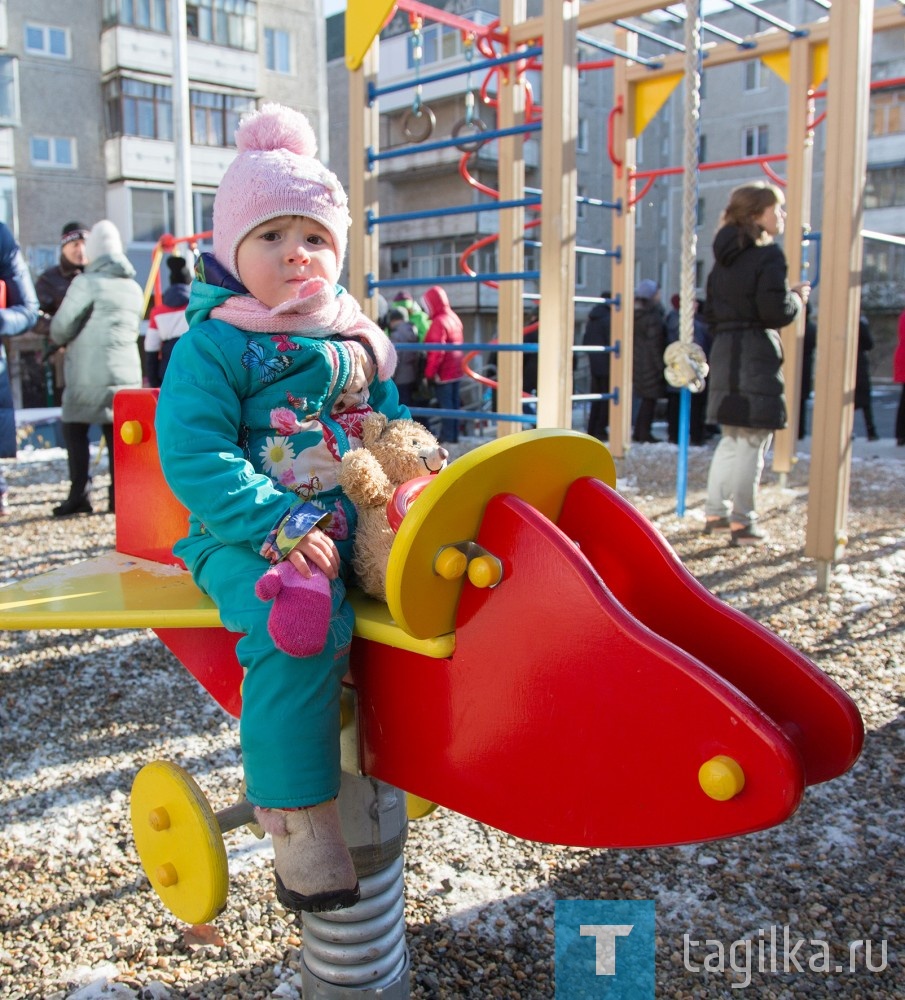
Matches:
[255,801,360,913]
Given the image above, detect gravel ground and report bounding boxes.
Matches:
[0,435,902,999]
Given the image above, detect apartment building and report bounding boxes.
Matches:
[1,0,328,405]
[2,0,328,280]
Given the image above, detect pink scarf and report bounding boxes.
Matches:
[211,277,396,380]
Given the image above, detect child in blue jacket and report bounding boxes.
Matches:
[156,104,407,913]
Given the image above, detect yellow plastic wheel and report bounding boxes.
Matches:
[406,792,439,820]
[131,760,229,924]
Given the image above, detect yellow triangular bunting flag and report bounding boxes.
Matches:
[346,0,397,71]
[761,52,790,84]
[635,73,683,137]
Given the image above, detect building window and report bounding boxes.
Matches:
[264,27,293,74]
[0,174,15,230]
[864,165,905,209]
[577,184,587,221]
[103,0,169,32]
[186,0,257,52]
[698,133,707,164]
[194,190,215,235]
[862,243,904,284]
[870,86,905,137]
[105,77,173,140]
[390,237,475,281]
[132,187,176,242]
[744,60,763,92]
[696,196,704,227]
[743,124,769,157]
[575,254,586,289]
[190,90,254,146]
[24,23,70,59]
[0,57,19,124]
[406,22,467,68]
[577,118,589,153]
[30,135,76,169]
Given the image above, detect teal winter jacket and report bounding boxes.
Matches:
[155,277,407,571]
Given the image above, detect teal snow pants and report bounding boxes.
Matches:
[181,536,355,809]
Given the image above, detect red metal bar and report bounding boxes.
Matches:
[607,97,624,176]
[396,0,507,44]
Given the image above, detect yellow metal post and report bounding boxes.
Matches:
[773,34,816,479]
[496,0,528,437]
[805,0,873,586]
[608,28,638,460]
[347,45,380,322]
[536,1,579,430]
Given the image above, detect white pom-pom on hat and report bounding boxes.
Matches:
[213,102,351,282]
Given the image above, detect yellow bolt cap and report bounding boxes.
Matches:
[148,807,171,831]
[467,555,502,589]
[120,420,144,446]
[698,755,745,801]
[434,547,467,580]
[156,862,179,887]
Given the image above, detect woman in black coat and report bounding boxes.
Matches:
[703,182,809,546]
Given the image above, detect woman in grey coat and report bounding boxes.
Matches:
[50,220,143,516]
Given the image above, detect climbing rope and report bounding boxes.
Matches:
[665,0,708,395]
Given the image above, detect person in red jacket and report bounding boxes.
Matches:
[894,306,905,447]
[423,285,465,444]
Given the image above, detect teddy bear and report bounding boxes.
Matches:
[337,412,448,602]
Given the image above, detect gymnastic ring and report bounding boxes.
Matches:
[402,105,436,143]
[451,117,488,153]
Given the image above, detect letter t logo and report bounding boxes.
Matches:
[580,924,634,975]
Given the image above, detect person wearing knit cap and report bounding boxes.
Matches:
[386,305,425,409]
[390,289,429,341]
[49,220,143,516]
[32,222,91,406]
[156,103,411,914]
[145,254,193,387]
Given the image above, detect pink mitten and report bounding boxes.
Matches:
[255,560,331,658]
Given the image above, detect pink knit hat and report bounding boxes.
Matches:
[213,103,351,282]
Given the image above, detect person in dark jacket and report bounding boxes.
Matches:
[798,301,817,439]
[632,278,667,443]
[423,285,465,443]
[145,254,192,387]
[583,291,611,441]
[386,305,422,408]
[391,290,429,341]
[50,220,144,516]
[33,221,89,406]
[703,182,809,546]
[0,222,40,515]
[854,314,878,441]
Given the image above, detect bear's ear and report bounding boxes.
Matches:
[362,411,388,448]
